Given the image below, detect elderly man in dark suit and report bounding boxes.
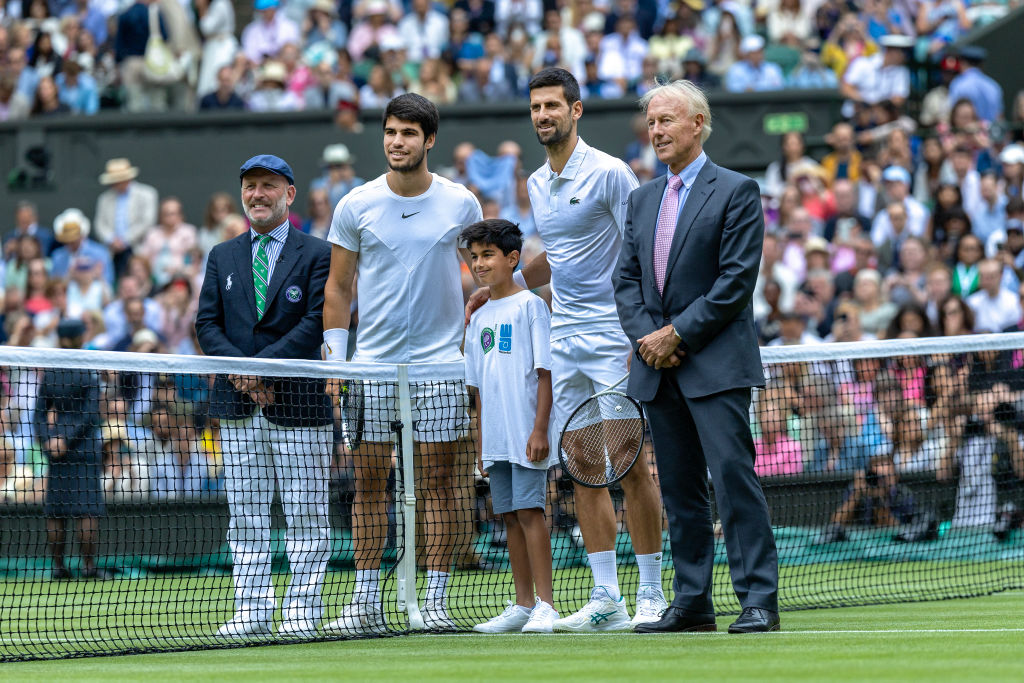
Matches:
[37,319,107,580]
[196,154,333,640]
[613,80,780,633]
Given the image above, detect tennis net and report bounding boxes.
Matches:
[0,334,1022,661]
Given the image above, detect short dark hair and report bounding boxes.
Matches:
[528,67,581,107]
[382,93,439,140]
[460,219,523,256]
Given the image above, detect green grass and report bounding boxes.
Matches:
[2,594,1023,682]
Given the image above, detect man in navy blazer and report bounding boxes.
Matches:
[613,81,780,633]
[196,154,333,639]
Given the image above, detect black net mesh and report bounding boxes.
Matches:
[1,339,1023,661]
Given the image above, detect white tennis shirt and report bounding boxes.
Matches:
[528,137,639,341]
[329,173,483,363]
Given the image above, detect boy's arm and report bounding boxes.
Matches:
[474,389,486,477]
[527,368,552,463]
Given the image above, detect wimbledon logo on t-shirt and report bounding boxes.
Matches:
[481,327,495,354]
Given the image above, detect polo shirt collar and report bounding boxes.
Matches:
[548,137,590,182]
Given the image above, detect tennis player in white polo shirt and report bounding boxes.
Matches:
[467,68,668,630]
[322,93,483,634]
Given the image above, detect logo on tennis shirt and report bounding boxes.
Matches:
[570,197,581,205]
[498,323,512,353]
[481,327,495,354]
[401,211,420,219]
[285,285,302,302]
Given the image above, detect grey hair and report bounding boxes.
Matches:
[639,79,713,143]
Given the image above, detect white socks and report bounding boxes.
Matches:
[588,551,620,600]
[636,552,664,589]
[355,569,381,606]
[426,570,450,604]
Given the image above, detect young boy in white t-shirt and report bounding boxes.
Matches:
[462,219,559,634]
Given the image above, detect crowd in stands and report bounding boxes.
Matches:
[4,0,1024,537]
[1,0,1021,119]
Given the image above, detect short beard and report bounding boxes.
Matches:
[387,147,427,174]
[245,194,288,230]
[535,120,572,149]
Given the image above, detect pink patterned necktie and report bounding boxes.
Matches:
[654,175,684,294]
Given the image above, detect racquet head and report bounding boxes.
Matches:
[558,391,644,487]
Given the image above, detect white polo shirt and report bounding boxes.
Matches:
[528,137,639,341]
[329,173,483,363]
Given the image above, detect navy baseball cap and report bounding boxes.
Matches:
[57,318,87,339]
[239,154,295,186]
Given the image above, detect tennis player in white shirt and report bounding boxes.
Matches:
[322,93,483,634]
[467,68,668,631]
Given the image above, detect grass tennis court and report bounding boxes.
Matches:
[2,593,1022,682]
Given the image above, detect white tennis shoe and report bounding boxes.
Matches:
[630,585,669,627]
[421,598,457,631]
[473,601,532,633]
[322,601,387,636]
[277,618,318,639]
[215,611,273,639]
[551,587,631,633]
[521,599,559,633]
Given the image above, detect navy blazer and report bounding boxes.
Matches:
[33,367,102,463]
[613,158,765,401]
[195,227,332,427]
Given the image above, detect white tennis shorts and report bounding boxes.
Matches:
[551,330,631,434]
[360,379,469,444]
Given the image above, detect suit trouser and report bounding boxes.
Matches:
[644,380,779,615]
[221,411,332,625]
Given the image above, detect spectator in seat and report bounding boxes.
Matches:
[826,300,874,342]
[55,59,98,115]
[948,45,1003,124]
[987,218,1024,271]
[871,165,929,248]
[840,33,911,120]
[136,197,198,289]
[145,400,213,500]
[195,0,238,98]
[310,143,364,210]
[50,208,114,286]
[753,385,804,477]
[241,0,300,66]
[951,233,985,297]
[968,172,1007,246]
[853,268,897,337]
[93,157,158,279]
[680,48,720,91]
[966,258,1021,333]
[787,46,839,90]
[725,34,784,93]
[3,200,54,258]
[347,0,399,62]
[302,0,348,52]
[937,293,975,336]
[199,64,246,110]
[398,0,449,63]
[821,122,862,188]
[103,275,162,351]
[924,262,953,327]
[100,423,149,502]
[247,60,303,111]
[764,131,815,200]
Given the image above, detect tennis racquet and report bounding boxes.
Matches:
[341,379,365,450]
[557,372,645,488]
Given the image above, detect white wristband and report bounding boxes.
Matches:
[513,270,528,289]
[323,328,349,362]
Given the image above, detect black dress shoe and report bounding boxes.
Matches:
[634,607,716,633]
[728,607,780,633]
[52,566,72,581]
[81,567,114,581]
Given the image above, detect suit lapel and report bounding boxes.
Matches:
[231,234,258,319]
[263,229,303,311]
[662,161,717,291]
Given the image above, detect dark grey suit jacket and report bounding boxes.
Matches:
[614,157,765,401]
[195,227,332,427]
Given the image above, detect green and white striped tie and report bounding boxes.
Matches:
[253,234,271,319]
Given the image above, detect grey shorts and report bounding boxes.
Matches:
[487,461,547,514]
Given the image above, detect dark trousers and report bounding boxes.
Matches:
[645,380,779,615]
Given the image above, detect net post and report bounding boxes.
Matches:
[395,364,424,630]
